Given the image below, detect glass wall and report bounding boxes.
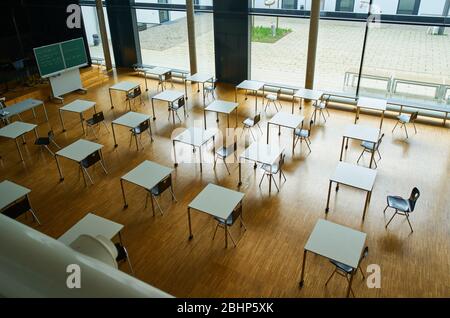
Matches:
[194,12,215,75]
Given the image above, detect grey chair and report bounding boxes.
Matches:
[204,79,217,101]
[384,187,420,233]
[294,120,313,153]
[126,86,144,109]
[95,235,135,276]
[214,135,237,175]
[392,111,418,138]
[357,133,385,169]
[129,119,152,150]
[259,153,286,192]
[168,97,187,124]
[145,175,177,216]
[311,94,330,124]
[86,111,109,139]
[265,89,282,113]
[212,202,246,248]
[80,150,108,185]
[325,246,369,297]
[242,113,263,141]
[1,196,41,225]
[34,130,61,156]
[158,72,173,91]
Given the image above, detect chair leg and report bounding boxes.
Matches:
[126,254,135,276]
[403,124,409,138]
[99,160,108,175]
[82,167,94,185]
[29,208,41,225]
[271,175,280,192]
[152,195,164,215]
[169,187,178,202]
[258,172,266,188]
[305,138,312,152]
[383,205,389,214]
[145,192,149,208]
[240,216,247,231]
[385,210,398,229]
[212,223,220,240]
[249,127,256,141]
[51,140,61,149]
[357,149,365,164]
[223,159,231,175]
[257,123,263,134]
[405,213,414,233]
[412,122,417,134]
[358,266,366,280]
[227,228,237,247]
[102,121,110,133]
[392,121,399,133]
[325,269,336,286]
[44,145,55,156]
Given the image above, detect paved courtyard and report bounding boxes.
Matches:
[88,14,450,101]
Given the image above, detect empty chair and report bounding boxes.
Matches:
[294,120,313,153]
[311,95,330,124]
[212,202,246,248]
[168,97,187,124]
[145,175,177,216]
[34,130,61,156]
[95,235,134,276]
[384,187,420,233]
[259,153,286,192]
[1,196,40,225]
[265,89,282,113]
[392,111,418,138]
[158,72,173,91]
[129,119,152,150]
[242,113,263,141]
[204,79,217,101]
[357,133,385,169]
[80,150,108,185]
[0,97,23,123]
[325,246,369,297]
[86,111,109,139]
[214,135,238,175]
[126,87,143,109]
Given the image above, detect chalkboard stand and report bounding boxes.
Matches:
[48,68,87,103]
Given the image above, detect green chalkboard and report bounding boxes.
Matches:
[61,38,87,69]
[34,43,66,77]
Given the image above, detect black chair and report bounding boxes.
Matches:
[168,98,187,124]
[129,119,152,150]
[212,202,246,248]
[1,196,41,224]
[145,175,177,216]
[357,133,385,169]
[384,187,420,232]
[126,86,143,109]
[214,135,238,175]
[34,130,60,156]
[158,71,173,91]
[242,113,263,141]
[392,111,418,138]
[80,150,108,185]
[115,242,134,275]
[294,120,313,153]
[325,246,369,297]
[86,111,109,139]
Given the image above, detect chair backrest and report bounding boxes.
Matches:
[0,97,6,109]
[1,197,31,220]
[178,97,185,108]
[410,111,419,122]
[276,89,282,99]
[92,111,105,124]
[253,113,261,125]
[47,130,55,140]
[164,72,172,81]
[137,119,150,133]
[408,187,420,211]
[375,133,385,150]
[279,153,286,168]
[133,86,141,98]
[81,150,101,169]
[151,175,172,196]
[225,135,238,155]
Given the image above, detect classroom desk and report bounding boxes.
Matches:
[299,219,367,298]
[120,160,173,215]
[340,124,380,169]
[59,99,97,134]
[172,127,217,173]
[204,100,239,129]
[58,213,124,246]
[151,90,185,124]
[144,67,172,91]
[356,97,387,129]
[111,111,152,150]
[293,89,323,113]
[184,73,215,107]
[55,139,106,184]
[187,183,245,248]
[267,112,305,154]
[0,121,38,161]
[0,180,31,211]
[325,162,377,220]
[0,98,48,124]
[238,142,284,194]
[235,80,265,115]
[109,81,140,110]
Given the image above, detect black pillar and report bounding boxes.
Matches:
[213,0,250,84]
[105,0,141,68]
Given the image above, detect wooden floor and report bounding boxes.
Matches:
[1,68,449,298]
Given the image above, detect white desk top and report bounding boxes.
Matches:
[189,183,245,219]
[236,80,265,91]
[173,127,217,147]
[305,219,366,269]
[110,81,139,92]
[343,124,380,143]
[240,142,284,165]
[0,180,31,210]
[152,90,184,102]
[56,139,103,162]
[269,112,305,129]
[145,66,171,76]
[331,162,377,191]
[58,213,123,246]
[0,121,37,139]
[60,99,96,113]
[121,160,173,191]
[357,97,387,111]
[2,98,43,117]
[112,111,150,128]
[294,88,324,100]
[186,73,214,83]
[205,100,238,114]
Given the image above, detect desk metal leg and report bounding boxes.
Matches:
[145,72,148,91]
[109,88,114,109]
[151,99,156,120]
[325,180,332,213]
[199,146,203,173]
[345,136,349,149]
[354,107,359,124]
[369,147,376,169]
[187,207,193,240]
[80,113,86,135]
[227,114,230,128]
[235,107,238,128]
[380,111,385,130]
[346,269,355,298]
[120,179,128,209]
[235,87,237,102]
[42,102,49,122]
[171,102,176,125]
[292,96,295,114]
[59,111,65,132]
[224,223,228,248]
[266,123,270,144]
[299,249,307,288]
[150,193,156,217]
[292,129,295,154]
[148,123,154,142]
[184,79,188,100]
[254,90,258,115]
[204,109,207,130]
[173,140,178,167]
[15,139,24,161]
[362,190,371,220]
[339,137,346,161]
[55,155,64,181]
[202,82,206,107]
[112,124,118,147]
[238,158,242,186]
